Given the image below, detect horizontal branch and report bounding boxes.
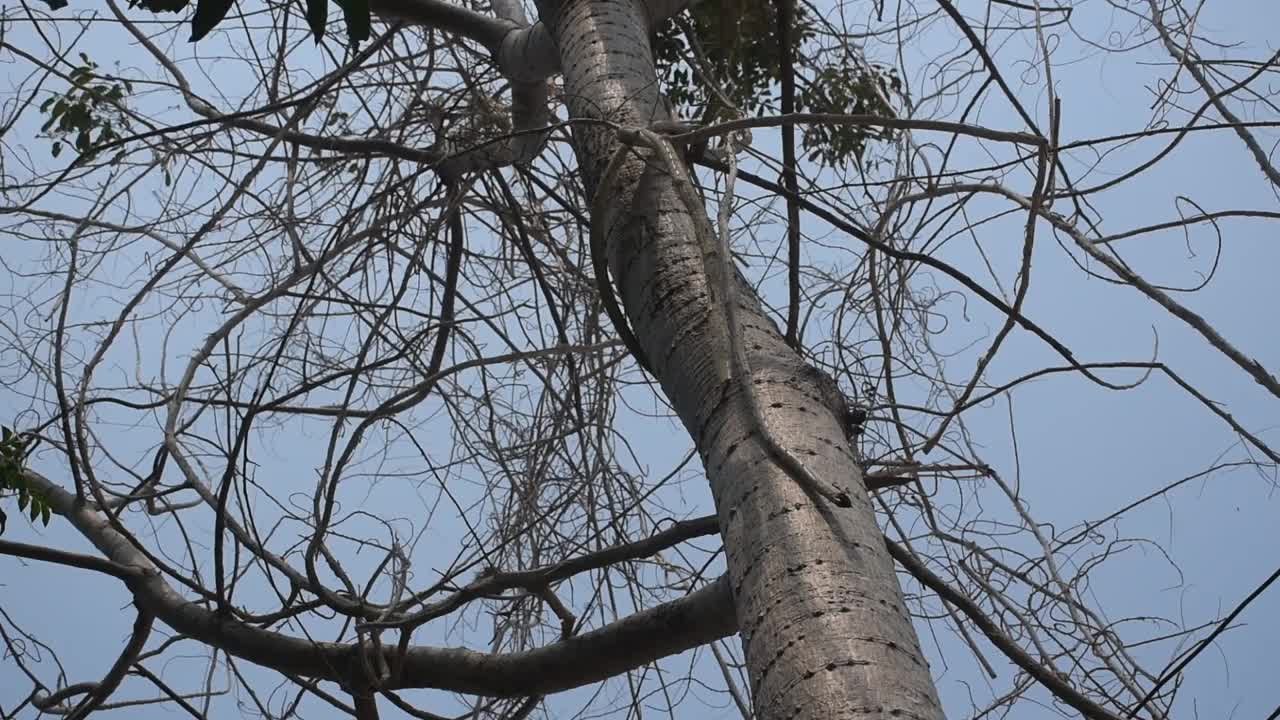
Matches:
[365,516,723,629]
[13,468,1152,713]
[20,469,737,697]
[666,112,1045,148]
[0,537,145,582]
[1095,208,1280,245]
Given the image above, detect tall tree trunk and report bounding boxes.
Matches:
[552,1,946,717]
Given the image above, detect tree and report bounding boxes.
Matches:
[1,0,1277,718]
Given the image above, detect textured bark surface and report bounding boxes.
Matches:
[552,0,946,717]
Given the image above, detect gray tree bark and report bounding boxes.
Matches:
[551,0,946,717]
[14,0,947,714]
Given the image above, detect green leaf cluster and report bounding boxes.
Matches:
[124,0,370,44]
[39,54,133,160]
[797,63,901,166]
[0,427,50,536]
[40,0,370,43]
[653,0,814,121]
[653,3,900,167]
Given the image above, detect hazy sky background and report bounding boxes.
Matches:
[2,1,1278,719]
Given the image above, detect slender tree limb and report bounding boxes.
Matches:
[773,0,804,350]
[920,100,1058,455]
[31,683,98,712]
[1146,0,1280,190]
[692,157,1100,389]
[1127,563,1280,717]
[20,469,738,696]
[886,539,1125,720]
[360,515,720,630]
[590,140,653,372]
[130,664,209,720]
[1096,208,1280,244]
[665,111,1044,149]
[65,608,155,720]
[907,180,1280,402]
[0,538,145,582]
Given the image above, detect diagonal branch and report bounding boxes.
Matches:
[20,469,738,697]
[64,608,155,720]
[0,538,145,582]
[361,516,720,630]
[886,540,1125,720]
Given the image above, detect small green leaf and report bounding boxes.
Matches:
[52,141,63,157]
[41,503,51,526]
[190,0,236,42]
[305,0,327,43]
[333,0,370,43]
[40,0,69,9]
[131,0,191,11]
